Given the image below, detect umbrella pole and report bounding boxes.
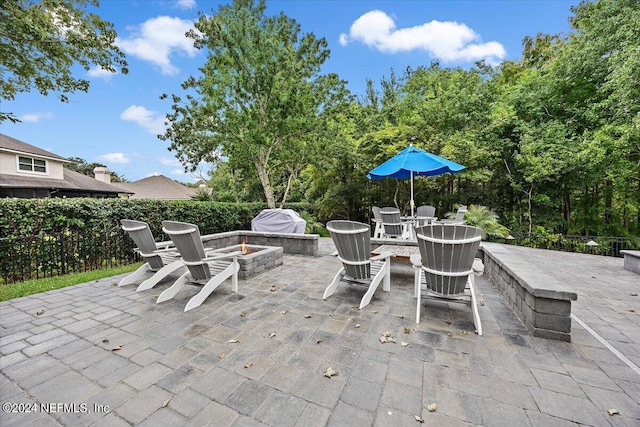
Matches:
[410,171,415,217]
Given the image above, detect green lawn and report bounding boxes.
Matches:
[0,263,142,302]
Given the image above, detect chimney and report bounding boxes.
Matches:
[93,166,112,183]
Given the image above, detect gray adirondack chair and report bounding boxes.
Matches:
[119,219,183,290]
[411,224,484,334]
[379,207,411,239]
[157,221,243,312]
[324,220,392,309]
[371,206,384,239]
[416,205,437,226]
[438,206,467,225]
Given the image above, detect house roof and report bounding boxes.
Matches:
[116,175,197,200]
[0,133,70,162]
[0,168,132,194]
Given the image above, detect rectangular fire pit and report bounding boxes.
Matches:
[212,244,283,279]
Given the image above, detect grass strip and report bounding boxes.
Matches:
[0,263,142,302]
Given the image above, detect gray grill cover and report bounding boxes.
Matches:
[251,209,306,234]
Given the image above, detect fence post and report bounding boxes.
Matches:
[59,232,66,275]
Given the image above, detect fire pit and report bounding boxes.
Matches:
[212,244,283,278]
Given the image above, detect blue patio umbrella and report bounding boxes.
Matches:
[367,145,465,216]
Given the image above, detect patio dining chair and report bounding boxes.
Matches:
[157,221,243,312]
[380,207,412,239]
[324,220,392,309]
[371,206,384,239]
[119,219,184,290]
[411,224,484,335]
[416,205,437,226]
[437,205,467,225]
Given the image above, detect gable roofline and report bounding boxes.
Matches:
[0,134,70,163]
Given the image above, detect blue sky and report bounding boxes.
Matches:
[3,0,577,183]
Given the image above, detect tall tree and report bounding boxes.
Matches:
[161,0,348,208]
[0,0,128,123]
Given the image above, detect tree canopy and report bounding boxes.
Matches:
[0,0,127,123]
[160,0,348,208]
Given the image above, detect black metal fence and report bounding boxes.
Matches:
[489,233,640,257]
[0,227,139,285]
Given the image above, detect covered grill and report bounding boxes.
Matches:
[251,209,306,234]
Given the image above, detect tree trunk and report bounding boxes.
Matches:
[255,161,276,209]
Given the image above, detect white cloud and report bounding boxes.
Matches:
[120,105,167,135]
[19,112,53,123]
[87,66,117,80]
[117,16,197,75]
[175,0,196,10]
[146,172,162,177]
[160,157,181,166]
[341,10,506,63]
[97,153,130,164]
[170,168,186,176]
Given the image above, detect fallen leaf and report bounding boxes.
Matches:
[630,293,638,296]
[352,305,359,310]
[372,310,379,314]
[162,399,170,408]
[228,339,239,343]
[628,309,636,313]
[111,282,118,287]
[414,415,424,423]
[269,332,276,338]
[219,353,225,359]
[240,311,247,317]
[403,326,410,334]
[329,314,334,317]
[355,324,361,328]
[316,339,323,344]
[382,331,392,337]
[111,345,123,352]
[36,309,45,316]
[270,286,276,292]
[102,338,109,343]
[412,328,417,332]
[153,294,160,298]
[461,330,468,335]
[304,315,312,318]
[480,300,485,306]
[445,320,451,325]
[280,310,287,315]
[244,362,253,368]
[324,367,338,378]
[397,315,404,319]
[379,336,387,344]
[401,342,409,347]
[607,409,619,416]
[427,403,437,412]
[446,332,452,337]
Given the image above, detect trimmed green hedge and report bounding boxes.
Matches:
[0,198,316,238]
[0,199,316,284]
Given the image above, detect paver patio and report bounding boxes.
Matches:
[1,238,639,426]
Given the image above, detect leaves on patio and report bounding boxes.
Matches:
[111,345,123,352]
[316,339,323,344]
[427,403,437,412]
[228,339,239,343]
[627,308,635,313]
[270,286,276,292]
[304,314,312,318]
[607,408,619,416]
[269,332,276,338]
[240,311,247,317]
[36,309,45,316]
[403,326,410,334]
[102,338,109,343]
[324,367,338,378]
[401,342,409,347]
[218,353,225,359]
[630,292,638,296]
[244,362,253,368]
[379,331,396,344]
[355,324,361,328]
[162,399,170,408]
[480,300,486,306]
[414,415,424,423]
[280,310,287,315]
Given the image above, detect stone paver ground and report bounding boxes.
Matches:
[1,238,639,426]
